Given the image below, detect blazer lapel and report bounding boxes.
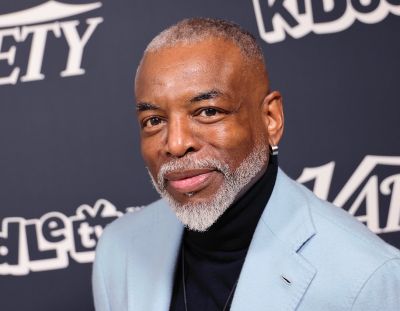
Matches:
[231,169,317,311]
[125,201,184,311]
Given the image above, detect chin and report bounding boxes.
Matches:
[148,141,269,231]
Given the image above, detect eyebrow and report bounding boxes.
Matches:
[136,89,222,111]
[190,89,222,103]
[136,102,160,112]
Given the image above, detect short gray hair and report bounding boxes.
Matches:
[144,17,264,64]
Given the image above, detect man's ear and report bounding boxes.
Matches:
[261,91,284,145]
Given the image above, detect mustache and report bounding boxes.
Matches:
[156,157,230,191]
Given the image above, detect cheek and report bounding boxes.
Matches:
[197,121,258,166]
[140,138,159,171]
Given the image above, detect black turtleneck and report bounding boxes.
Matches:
[169,156,278,311]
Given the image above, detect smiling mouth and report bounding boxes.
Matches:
[165,169,217,194]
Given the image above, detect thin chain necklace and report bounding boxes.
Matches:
[181,246,239,311]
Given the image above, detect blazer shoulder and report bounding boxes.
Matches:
[267,170,400,262]
[93,199,182,310]
[281,174,400,309]
[304,187,400,261]
[95,199,174,259]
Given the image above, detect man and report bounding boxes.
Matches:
[93,18,400,310]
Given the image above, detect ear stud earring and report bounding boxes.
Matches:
[270,145,279,156]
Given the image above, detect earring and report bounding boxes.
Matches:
[270,144,279,156]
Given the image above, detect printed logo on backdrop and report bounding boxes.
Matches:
[253,0,400,43]
[1,155,399,275]
[0,199,143,276]
[297,155,400,234]
[0,1,103,86]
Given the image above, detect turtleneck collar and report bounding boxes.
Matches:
[184,155,278,253]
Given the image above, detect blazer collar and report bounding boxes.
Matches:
[262,168,316,252]
[231,169,317,310]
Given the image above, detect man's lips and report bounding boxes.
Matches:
[165,169,216,194]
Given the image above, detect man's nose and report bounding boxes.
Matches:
[165,117,198,158]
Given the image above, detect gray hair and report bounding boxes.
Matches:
[144,17,264,64]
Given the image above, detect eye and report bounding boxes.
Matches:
[199,108,219,117]
[142,116,164,128]
[194,107,227,124]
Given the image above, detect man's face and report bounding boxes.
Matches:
[135,38,282,230]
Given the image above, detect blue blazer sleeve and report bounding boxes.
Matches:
[92,230,111,311]
[352,258,400,310]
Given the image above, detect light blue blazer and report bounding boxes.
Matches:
[93,169,400,310]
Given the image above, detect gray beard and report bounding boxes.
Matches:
[148,143,269,232]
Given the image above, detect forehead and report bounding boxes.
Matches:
[135,39,247,99]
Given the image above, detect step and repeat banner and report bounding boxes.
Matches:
[1,1,399,310]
